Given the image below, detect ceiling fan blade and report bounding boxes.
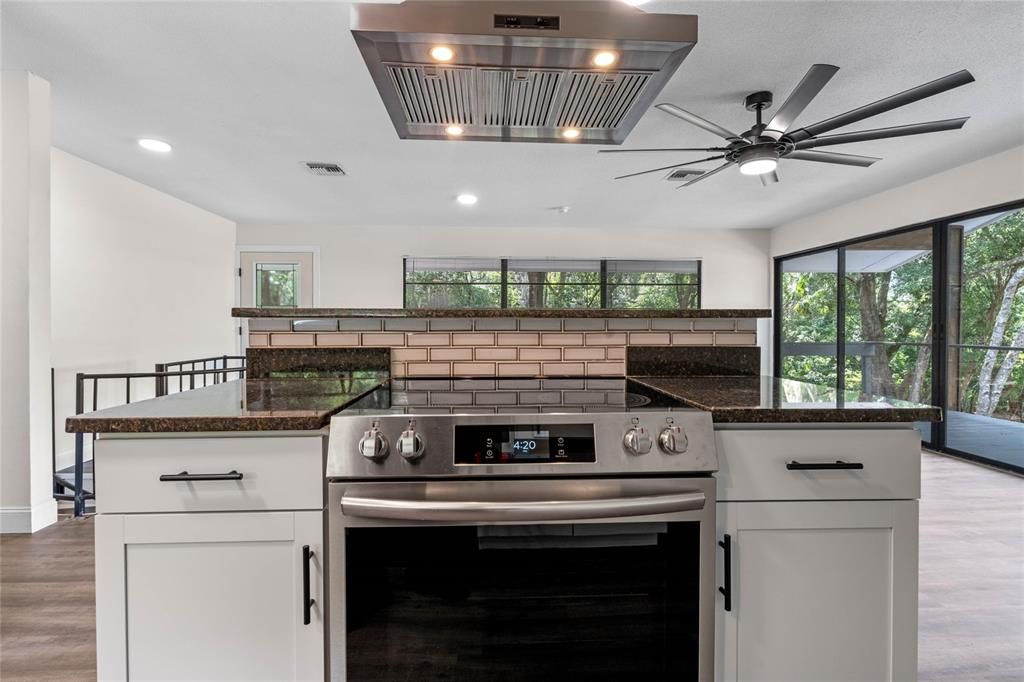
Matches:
[793,117,969,150]
[614,155,725,180]
[760,170,780,186]
[677,161,733,188]
[786,150,880,167]
[598,147,729,153]
[656,103,747,142]
[784,69,975,143]
[765,64,840,136]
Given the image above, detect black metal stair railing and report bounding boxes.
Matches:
[53,355,246,517]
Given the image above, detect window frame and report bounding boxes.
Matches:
[773,197,1024,474]
[403,258,702,310]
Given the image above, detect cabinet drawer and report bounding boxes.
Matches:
[715,428,920,501]
[95,436,324,513]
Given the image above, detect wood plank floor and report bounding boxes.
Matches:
[1,453,1021,682]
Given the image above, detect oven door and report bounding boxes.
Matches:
[328,478,715,682]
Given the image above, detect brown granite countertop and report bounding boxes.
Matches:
[232,307,771,319]
[65,373,388,433]
[630,375,943,424]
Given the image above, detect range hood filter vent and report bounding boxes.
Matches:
[352,1,698,144]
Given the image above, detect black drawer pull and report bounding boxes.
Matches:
[718,534,732,612]
[786,460,864,471]
[302,545,316,625]
[158,470,243,482]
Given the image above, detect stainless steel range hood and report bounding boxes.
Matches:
[351,1,698,144]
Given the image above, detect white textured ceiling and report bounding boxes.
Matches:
[3,1,1023,229]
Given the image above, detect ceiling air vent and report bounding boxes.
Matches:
[305,162,346,176]
[667,168,705,180]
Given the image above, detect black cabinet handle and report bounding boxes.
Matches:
[718,534,732,612]
[302,545,315,626]
[158,470,243,482]
[786,460,864,471]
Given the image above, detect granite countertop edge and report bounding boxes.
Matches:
[232,307,772,319]
[630,377,943,424]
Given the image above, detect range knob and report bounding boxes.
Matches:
[623,426,653,456]
[397,426,425,462]
[358,425,389,461]
[658,425,689,455]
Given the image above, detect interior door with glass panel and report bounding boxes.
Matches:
[240,251,315,309]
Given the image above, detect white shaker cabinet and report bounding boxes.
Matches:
[714,427,921,682]
[95,510,324,682]
[715,500,919,682]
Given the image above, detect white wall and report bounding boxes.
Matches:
[771,146,1024,257]
[235,224,772,310]
[1,72,55,532]
[51,149,237,469]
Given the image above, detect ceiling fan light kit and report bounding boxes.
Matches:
[602,64,975,187]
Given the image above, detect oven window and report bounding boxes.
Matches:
[345,522,700,681]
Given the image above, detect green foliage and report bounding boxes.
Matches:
[781,210,1024,421]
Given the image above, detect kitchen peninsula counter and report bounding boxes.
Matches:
[630,375,943,424]
[65,373,388,433]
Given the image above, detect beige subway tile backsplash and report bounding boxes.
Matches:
[431,347,474,361]
[519,348,562,361]
[542,362,586,376]
[407,362,453,377]
[628,332,672,345]
[249,333,268,347]
[541,333,584,346]
[585,332,627,346]
[715,332,757,345]
[452,332,495,346]
[497,333,540,346]
[452,362,497,376]
[361,332,406,346]
[475,347,517,361]
[670,332,716,345]
[393,347,429,362]
[498,363,541,377]
[586,361,626,376]
[563,347,606,361]
[407,333,451,346]
[316,333,360,347]
[271,333,315,347]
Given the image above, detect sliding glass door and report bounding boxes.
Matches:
[844,228,935,444]
[774,201,1024,472]
[944,208,1024,470]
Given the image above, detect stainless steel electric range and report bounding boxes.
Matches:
[326,378,718,682]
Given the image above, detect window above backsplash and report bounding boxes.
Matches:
[403,258,701,310]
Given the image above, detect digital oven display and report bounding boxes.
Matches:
[454,423,596,465]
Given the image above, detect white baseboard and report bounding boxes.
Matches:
[0,499,59,533]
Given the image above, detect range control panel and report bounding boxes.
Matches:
[454,423,596,465]
[328,412,718,479]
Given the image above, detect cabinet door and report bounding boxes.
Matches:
[715,501,918,682]
[95,511,324,682]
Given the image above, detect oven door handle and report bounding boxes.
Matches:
[341,490,706,522]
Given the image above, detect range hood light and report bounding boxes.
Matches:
[592,51,618,68]
[561,128,581,140]
[445,125,464,136]
[429,45,454,62]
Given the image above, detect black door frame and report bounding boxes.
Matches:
[773,198,1024,474]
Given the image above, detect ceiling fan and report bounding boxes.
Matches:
[600,64,975,187]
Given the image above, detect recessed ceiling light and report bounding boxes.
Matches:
[138,138,172,153]
[430,46,455,62]
[456,193,478,206]
[622,0,651,5]
[445,125,464,136]
[561,128,581,140]
[592,51,618,68]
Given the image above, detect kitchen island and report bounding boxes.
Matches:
[68,367,937,682]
